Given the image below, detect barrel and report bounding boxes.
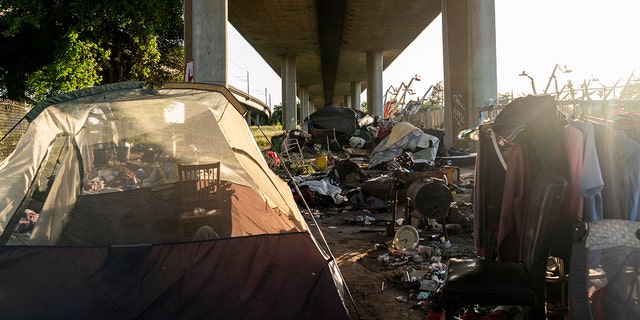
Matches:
[406,178,453,219]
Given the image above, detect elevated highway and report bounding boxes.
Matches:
[228,85,270,124]
[185,0,498,148]
[228,0,441,108]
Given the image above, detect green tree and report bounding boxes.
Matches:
[268,104,282,126]
[360,101,367,112]
[25,31,108,101]
[428,81,444,106]
[498,92,513,106]
[0,0,184,103]
[418,81,444,112]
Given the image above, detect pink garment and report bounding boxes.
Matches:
[560,124,585,222]
[497,142,533,261]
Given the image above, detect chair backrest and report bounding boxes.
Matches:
[177,162,221,210]
[519,172,567,293]
[310,128,338,151]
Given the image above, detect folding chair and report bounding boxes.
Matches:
[282,138,304,164]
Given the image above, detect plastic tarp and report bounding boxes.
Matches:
[368,122,439,168]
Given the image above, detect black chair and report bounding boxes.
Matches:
[442,172,567,319]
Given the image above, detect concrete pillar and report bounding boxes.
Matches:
[281,54,297,130]
[344,95,351,108]
[441,0,497,150]
[366,51,384,117]
[309,100,316,114]
[187,0,227,85]
[351,81,362,111]
[299,85,310,122]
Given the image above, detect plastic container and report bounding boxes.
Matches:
[316,155,328,170]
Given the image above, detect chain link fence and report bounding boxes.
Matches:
[0,99,31,162]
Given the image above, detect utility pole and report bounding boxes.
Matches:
[246,71,250,100]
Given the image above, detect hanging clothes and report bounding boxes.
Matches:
[559,122,584,223]
[496,141,533,261]
[569,119,604,222]
[609,113,640,221]
[478,95,570,261]
[593,123,627,220]
[473,125,506,259]
[621,133,640,220]
[491,95,569,177]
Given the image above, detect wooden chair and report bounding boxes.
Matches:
[176,162,222,241]
[441,172,567,319]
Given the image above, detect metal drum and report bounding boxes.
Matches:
[406,178,453,219]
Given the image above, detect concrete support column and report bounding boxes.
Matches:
[344,95,351,108]
[351,81,362,110]
[441,0,497,150]
[366,51,384,117]
[187,0,227,85]
[299,85,310,122]
[281,54,297,130]
[309,101,316,114]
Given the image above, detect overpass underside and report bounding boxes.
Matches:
[187,0,498,149]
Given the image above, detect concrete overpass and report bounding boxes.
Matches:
[228,85,271,124]
[184,0,497,149]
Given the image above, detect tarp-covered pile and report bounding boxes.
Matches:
[368,122,439,169]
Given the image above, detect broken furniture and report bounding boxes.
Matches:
[310,128,339,152]
[569,219,640,320]
[282,137,304,164]
[176,162,222,241]
[405,177,453,234]
[441,172,567,319]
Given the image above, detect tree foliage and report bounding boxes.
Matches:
[0,0,185,103]
[418,81,444,112]
[268,104,283,126]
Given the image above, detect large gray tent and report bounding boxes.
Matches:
[0,82,349,319]
[309,105,361,133]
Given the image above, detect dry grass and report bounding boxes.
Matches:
[250,125,285,149]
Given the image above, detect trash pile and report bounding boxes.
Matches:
[267,118,476,233]
[263,114,486,318]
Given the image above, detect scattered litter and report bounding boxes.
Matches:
[265,124,477,319]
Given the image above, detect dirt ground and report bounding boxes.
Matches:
[305,167,477,320]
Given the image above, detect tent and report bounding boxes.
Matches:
[0,82,349,319]
[309,105,361,133]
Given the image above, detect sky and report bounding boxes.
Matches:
[227,0,640,108]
